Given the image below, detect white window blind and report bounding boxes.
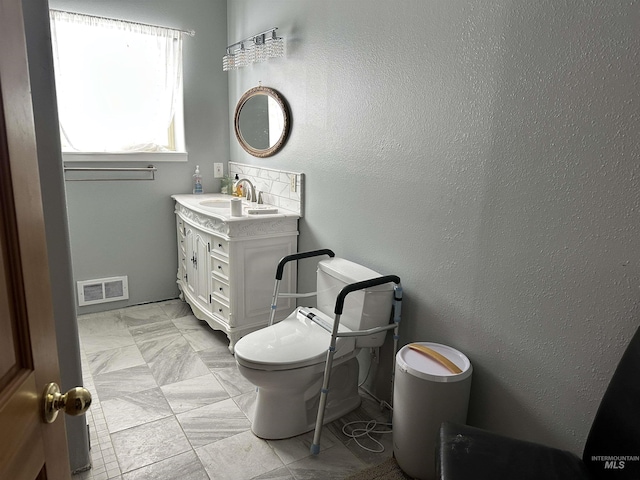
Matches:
[49,10,185,154]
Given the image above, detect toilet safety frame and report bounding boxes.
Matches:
[268,249,403,455]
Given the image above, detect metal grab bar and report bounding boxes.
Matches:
[63,164,157,181]
[275,249,335,280]
[268,249,335,327]
[334,275,401,314]
[276,292,318,298]
[298,308,398,338]
[310,276,403,455]
[263,248,403,456]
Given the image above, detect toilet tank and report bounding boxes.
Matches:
[316,258,395,348]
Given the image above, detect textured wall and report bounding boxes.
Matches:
[227,0,640,453]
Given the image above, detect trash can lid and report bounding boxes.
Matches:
[396,342,472,383]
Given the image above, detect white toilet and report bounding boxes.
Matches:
[234,257,395,440]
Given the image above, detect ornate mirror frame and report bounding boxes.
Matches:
[234,86,291,158]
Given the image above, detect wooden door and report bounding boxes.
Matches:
[0,0,72,478]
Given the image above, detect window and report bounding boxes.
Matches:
[49,11,186,160]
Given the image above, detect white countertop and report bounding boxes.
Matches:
[172,193,300,222]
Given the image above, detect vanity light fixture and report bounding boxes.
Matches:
[223,27,284,71]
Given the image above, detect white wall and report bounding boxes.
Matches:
[50,0,229,313]
[227,0,640,454]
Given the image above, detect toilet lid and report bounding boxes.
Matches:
[234,308,355,371]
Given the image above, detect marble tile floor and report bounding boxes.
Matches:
[72,299,394,480]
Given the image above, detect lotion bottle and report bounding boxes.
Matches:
[234,173,241,196]
[193,165,203,194]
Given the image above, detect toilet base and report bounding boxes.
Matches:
[250,357,362,440]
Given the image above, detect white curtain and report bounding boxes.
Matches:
[49,11,183,152]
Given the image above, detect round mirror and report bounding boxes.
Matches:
[234,86,291,158]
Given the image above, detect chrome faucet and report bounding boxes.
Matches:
[235,177,256,202]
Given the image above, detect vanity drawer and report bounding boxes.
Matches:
[211,256,230,279]
[211,237,229,256]
[211,298,230,321]
[211,277,230,302]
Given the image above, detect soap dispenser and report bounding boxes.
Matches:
[193,165,203,194]
[233,173,241,197]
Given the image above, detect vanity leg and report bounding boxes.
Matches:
[227,332,240,354]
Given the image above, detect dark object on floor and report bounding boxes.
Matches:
[344,457,414,480]
[437,325,640,479]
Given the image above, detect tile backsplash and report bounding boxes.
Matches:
[229,162,304,217]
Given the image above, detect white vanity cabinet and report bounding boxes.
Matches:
[173,195,298,352]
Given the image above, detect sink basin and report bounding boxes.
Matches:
[199,199,231,208]
[198,198,278,215]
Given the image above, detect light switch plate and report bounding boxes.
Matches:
[290,174,297,192]
[214,163,224,178]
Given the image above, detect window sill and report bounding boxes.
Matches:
[62,151,188,163]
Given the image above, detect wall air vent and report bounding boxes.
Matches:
[77,276,129,306]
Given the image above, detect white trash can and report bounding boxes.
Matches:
[393,342,472,480]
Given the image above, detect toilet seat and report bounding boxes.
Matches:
[234,308,356,371]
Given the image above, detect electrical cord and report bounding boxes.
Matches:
[358,353,374,387]
[342,419,393,453]
[348,349,395,453]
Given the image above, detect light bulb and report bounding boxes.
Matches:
[252,34,266,63]
[222,52,236,71]
[235,44,247,68]
[267,36,284,58]
[254,43,266,62]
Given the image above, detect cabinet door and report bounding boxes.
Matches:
[184,226,196,297]
[235,239,296,326]
[176,219,187,284]
[194,232,210,307]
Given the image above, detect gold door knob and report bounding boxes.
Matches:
[42,382,92,424]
